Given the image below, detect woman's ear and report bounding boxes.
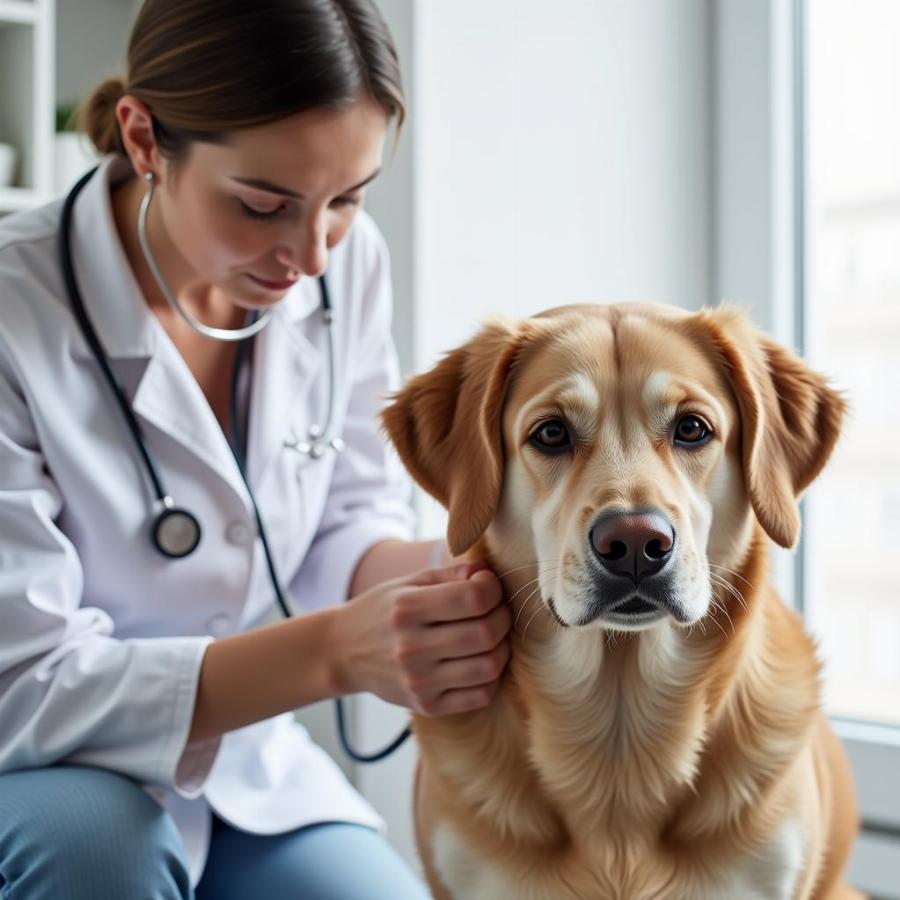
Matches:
[695,306,847,548]
[381,318,531,556]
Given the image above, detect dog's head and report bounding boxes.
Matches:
[382,303,845,631]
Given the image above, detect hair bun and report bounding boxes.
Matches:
[78,77,128,157]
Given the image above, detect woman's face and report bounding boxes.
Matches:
[156,98,389,310]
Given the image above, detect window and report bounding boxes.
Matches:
[802,2,900,895]
[804,0,900,731]
[716,2,900,894]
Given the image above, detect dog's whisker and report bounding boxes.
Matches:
[513,584,545,629]
[710,578,745,615]
[509,576,543,603]
[494,560,563,580]
[723,584,748,613]
[708,575,752,613]
[505,566,563,604]
[707,563,753,588]
[720,582,749,615]
[714,598,737,636]
[709,572,749,613]
[706,599,732,638]
[521,603,544,641]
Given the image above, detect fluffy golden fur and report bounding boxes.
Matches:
[382,303,863,900]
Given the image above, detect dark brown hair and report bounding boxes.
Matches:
[78,0,405,165]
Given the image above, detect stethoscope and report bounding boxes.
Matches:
[58,164,410,763]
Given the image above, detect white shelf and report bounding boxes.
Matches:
[0,0,52,206]
[0,1,37,26]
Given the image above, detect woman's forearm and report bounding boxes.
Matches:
[187,608,343,744]
[187,539,451,744]
[348,538,449,598]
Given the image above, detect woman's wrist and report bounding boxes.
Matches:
[321,601,357,697]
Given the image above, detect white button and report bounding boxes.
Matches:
[225,521,254,546]
[207,613,231,637]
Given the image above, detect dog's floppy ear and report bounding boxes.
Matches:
[696,306,847,549]
[381,318,531,556]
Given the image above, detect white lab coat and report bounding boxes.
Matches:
[0,155,416,886]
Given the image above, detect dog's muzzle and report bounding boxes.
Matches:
[582,508,687,624]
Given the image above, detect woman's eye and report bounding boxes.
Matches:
[240,195,360,219]
[239,200,285,220]
[674,414,712,446]
[331,194,362,209]
[529,419,572,454]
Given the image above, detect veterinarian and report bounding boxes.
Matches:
[0,1,512,897]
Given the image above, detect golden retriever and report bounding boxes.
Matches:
[381,302,863,900]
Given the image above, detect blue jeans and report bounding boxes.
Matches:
[0,765,432,899]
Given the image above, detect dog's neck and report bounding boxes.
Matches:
[421,526,821,855]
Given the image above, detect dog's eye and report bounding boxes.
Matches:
[674,414,712,446]
[530,419,572,454]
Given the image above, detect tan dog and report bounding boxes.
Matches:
[382,303,863,900]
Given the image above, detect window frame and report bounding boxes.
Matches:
[714,1,900,894]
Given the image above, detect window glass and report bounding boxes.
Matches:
[806,0,900,726]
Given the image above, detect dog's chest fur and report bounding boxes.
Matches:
[431,817,806,900]
[416,579,820,900]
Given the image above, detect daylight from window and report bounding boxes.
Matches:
[806,0,900,727]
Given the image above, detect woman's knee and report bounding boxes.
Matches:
[0,765,192,900]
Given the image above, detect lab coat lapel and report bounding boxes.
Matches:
[65,155,321,504]
[129,338,249,503]
[68,156,159,362]
[246,277,324,489]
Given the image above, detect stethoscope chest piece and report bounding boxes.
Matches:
[152,500,202,559]
[59,165,410,762]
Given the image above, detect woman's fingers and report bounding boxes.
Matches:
[409,641,511,716]
[396,600,511,669]
[388,565,512,715]
[422,678,505,717]
[396,567,504,626]
[334,557,512,713]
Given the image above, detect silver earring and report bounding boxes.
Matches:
[286,268,300,281]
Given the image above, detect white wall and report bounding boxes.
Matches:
[412,0,713,371]
[55,0,140,108]
[361,0,715,871]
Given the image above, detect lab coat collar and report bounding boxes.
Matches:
[66,155,325,501]
[68,154,159,360]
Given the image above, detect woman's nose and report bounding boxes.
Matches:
[278,219,328,278]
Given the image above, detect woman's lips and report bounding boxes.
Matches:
[247,273,296,291]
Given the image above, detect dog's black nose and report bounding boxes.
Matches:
[589,510,675,584]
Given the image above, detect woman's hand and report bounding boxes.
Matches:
[331,561,511,716]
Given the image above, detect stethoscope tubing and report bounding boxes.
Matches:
[58,164,410,763]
